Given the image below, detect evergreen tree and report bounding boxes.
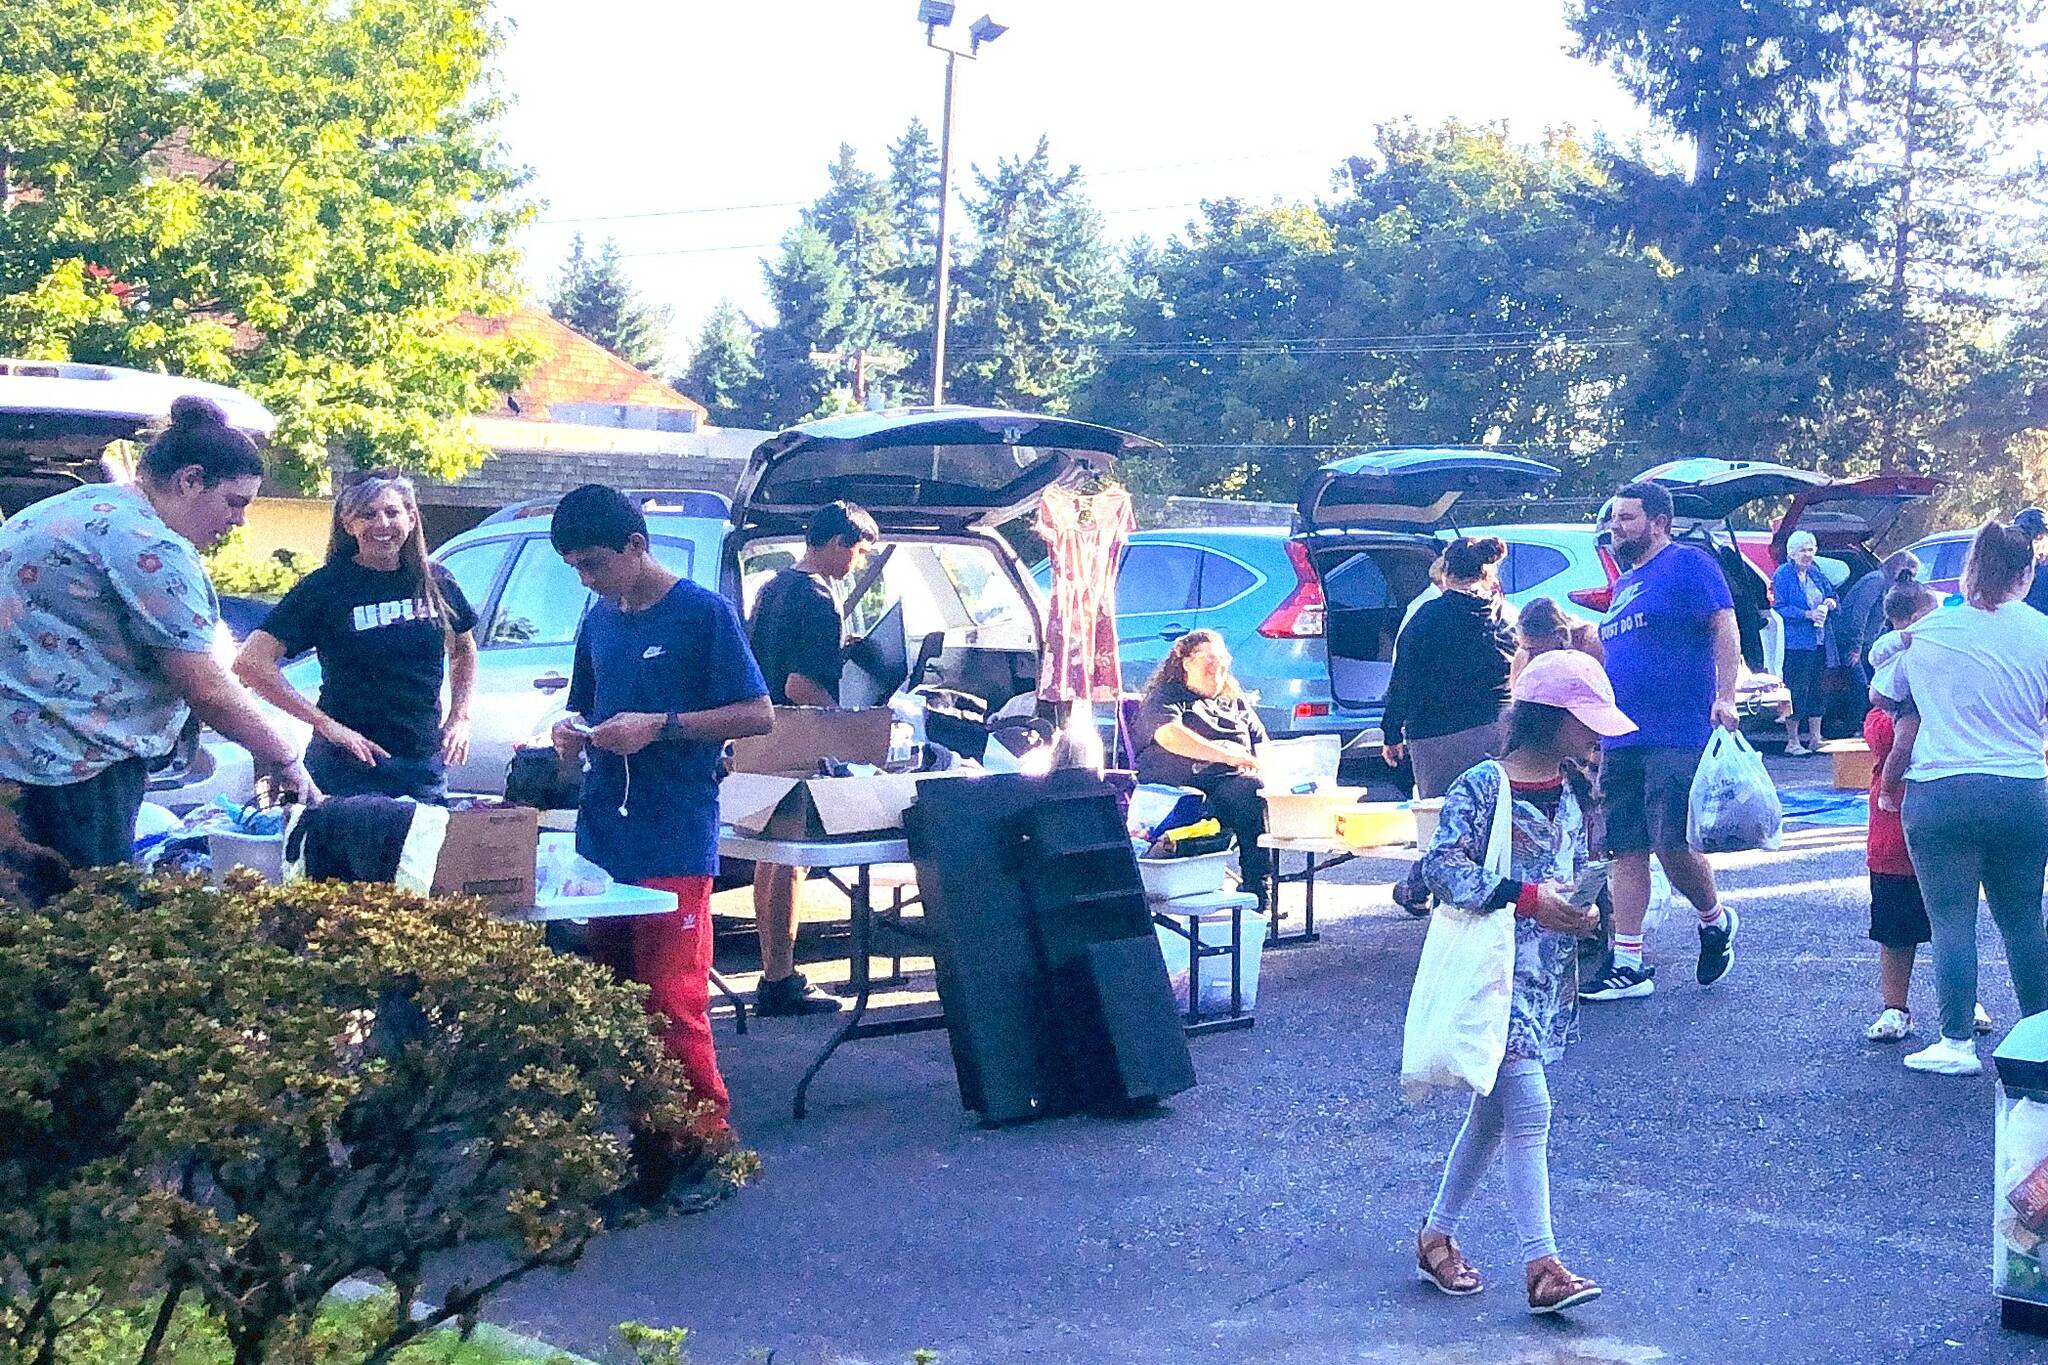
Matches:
[1844,0,2048,469]
[803,145,917,405]
[946,138,1122,412]
[675,300,761,426]
[886,119,943,397]
[742,224,851,426]
[547,234,673,373]
[1567,0,1883,465]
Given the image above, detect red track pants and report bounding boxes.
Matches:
[586,875,732,1139]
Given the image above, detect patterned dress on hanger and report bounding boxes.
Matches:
[1034,485,1134,703]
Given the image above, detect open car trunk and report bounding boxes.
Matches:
[1309,536,1443,710]
[1295,449,1559,716]
[729,406,1159,721]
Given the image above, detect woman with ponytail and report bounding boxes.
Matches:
[1838,549,1921,682]
[236,469,478,801]
[0,396,310,901]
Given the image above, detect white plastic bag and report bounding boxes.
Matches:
[1687,729,1783,854]
[1400,764,1518,1102]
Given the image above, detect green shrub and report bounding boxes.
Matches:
[201,532,308,598]
[0,870,696,1365]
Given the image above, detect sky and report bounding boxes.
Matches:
[491,1,1675,368]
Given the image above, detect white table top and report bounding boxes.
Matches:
[505,881,680,923]
[1258,833,1413,854]
[718,829,913,868]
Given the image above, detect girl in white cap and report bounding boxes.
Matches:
[1414,649,1636,1315]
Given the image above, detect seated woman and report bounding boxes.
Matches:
[1133,630,1271,904]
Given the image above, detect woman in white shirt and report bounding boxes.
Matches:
[1878,520,2048,1076]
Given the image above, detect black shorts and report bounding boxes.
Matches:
[1600,744,1704,856]
[1868,871,1930,948]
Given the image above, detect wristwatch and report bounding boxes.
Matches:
[661,710,683,742]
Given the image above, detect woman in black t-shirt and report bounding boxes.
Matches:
[1133,629,1272,902]
[234,471,478,801]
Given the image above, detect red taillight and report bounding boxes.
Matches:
[1260,539,1326,638]
[1293,702,1330,721]
[1568,547,1621,613]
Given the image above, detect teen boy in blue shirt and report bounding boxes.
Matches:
[548,485,772,1154]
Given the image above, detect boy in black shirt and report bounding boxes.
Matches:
[745,500,878,1016]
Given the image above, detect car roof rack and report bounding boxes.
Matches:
[474,487,732,528]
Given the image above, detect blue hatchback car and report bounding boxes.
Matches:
[1038,449,1565,763]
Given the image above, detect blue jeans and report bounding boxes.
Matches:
[305,736,448,803]
[1902,773,2048,1041]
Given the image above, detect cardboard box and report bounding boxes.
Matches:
[432,805,540,914]
[723,705,955,840]
[1821,739,1876,791]
[730,705,892,775]
[720,768,964,840]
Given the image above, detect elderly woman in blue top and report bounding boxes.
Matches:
[1413,649,1636,1317]
[1772,530,1838,756]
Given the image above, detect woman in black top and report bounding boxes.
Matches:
[235,471,477,801]
[1134,629,1272,901]
[1382,536,1517,800]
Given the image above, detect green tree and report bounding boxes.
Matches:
[0,0,535,490]
[548,232,673,373]
[742,224,851,426]
[946,138,1122,412]
[1841,0,2048,472]
[1567,0,1883,467]
[675,299,761,426]
[886,119,942,399]
[803,145,917,405]
[1086,124,1665,500]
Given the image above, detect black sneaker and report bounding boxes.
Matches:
[1697,907,1739,986]
[1581,964,1655,1001]
[754,970,843,1016]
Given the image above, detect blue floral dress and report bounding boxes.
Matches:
[1420,762,1590,1064]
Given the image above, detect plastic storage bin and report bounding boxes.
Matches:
[1996,1013,2048,1333]
[208,831,285,885]
[1336,802,1418,850]
[1153,891,1267,1013]
[1262,787,1367,840]
[1137,850,1232,900]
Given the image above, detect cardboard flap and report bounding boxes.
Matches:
[718,772,803,834]
[730,706,893,775]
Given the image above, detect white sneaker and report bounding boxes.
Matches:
[1976,1003,1995,1035]
[1866,1008,1912,1043]
[1784,743,1810,757]
[1904,1036,1982,1076]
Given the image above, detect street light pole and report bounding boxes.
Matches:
[919,5,1004,408]
[931,48,957,406]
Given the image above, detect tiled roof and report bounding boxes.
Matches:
[452,310,707,422]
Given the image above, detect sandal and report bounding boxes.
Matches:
[1416,1229,1483,1296]
[1526,1256,1602,1314]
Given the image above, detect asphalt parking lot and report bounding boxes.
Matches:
[451,761,2048,1364]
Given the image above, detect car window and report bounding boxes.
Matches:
[1504,542,1569,594]
[1321,552,1397,609]
[1117,544,1202,615]
[934,542,1033,644]
[650,537,694,582]
[1195,551,1258,608]
[436,541,508,624]
[485,540,589,647]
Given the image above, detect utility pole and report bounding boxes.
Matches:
[919,3,1007,407]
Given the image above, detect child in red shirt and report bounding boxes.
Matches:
[1864,580,1991,1042]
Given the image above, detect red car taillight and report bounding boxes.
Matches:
[1259,539,1327,638]
[1567,546,1622,614]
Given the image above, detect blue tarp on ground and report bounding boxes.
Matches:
[1778,787,1870,828]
